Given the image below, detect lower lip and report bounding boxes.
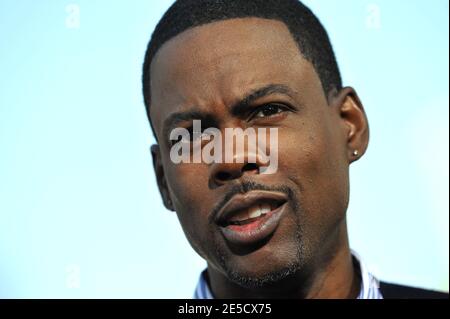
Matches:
[219,203,287,246]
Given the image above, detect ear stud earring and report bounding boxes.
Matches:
[353,150,359,157]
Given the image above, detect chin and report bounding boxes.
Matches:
[224,260,303,289]
[219,243,306,289]
[211,216,309,288]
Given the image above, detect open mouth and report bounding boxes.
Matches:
[215,191,288,246]
[219,200,283,227]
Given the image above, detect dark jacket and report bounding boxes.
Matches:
[379,282,449,299]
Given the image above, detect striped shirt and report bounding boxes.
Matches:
[194,251,383,299]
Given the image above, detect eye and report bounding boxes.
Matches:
[169,134,184,146]
[169,126,210,146]
[252,103,287,119]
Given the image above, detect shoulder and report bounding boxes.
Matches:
[379,281,448,299]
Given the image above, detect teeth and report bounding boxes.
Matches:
[248,204,272,219]
[247,204,273,219]
[229,203,273,223]
[230,210,250,222]
[260,204,271,215]
[248,205,262,219]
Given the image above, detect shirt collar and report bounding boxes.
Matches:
[352,250,383,299]
[194,250,383,299]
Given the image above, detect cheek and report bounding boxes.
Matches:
[277,120,349,222]
[164,161,214,255]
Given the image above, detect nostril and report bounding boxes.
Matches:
[213,163,260,184]
[216,171,233,181]
[242,163,259,174]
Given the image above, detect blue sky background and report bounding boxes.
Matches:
[0,0,448,298]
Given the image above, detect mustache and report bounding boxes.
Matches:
[209,180,295,224]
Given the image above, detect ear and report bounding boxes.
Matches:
[151,144,175,211]
[332,87,370,163]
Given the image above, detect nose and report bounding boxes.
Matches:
[209,154,262,188]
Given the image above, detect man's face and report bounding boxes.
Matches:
[149,18,361,286]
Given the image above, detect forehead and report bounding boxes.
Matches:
[149,18,318,135]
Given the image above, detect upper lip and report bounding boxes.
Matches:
[215,190,288,226]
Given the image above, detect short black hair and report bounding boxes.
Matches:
[142,0,342,131]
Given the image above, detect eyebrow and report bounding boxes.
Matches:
[163,110,216,142]
[162,83,295,140]
[230,84,295,117]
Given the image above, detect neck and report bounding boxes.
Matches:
[207,220,360,299]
